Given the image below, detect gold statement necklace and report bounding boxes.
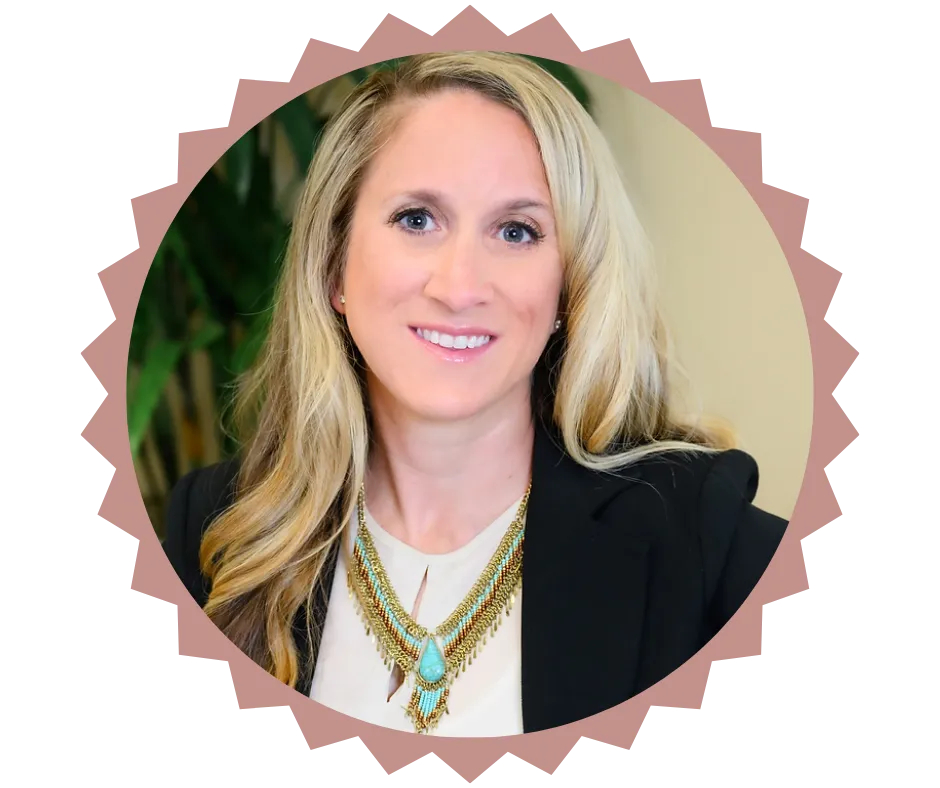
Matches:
[347,483,531,734]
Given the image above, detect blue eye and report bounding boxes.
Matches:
[499,224,532,244]
[499,221,543,245]
[393,209,437,233]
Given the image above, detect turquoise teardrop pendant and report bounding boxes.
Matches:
[418,637,446,683]
[407,637,450,731]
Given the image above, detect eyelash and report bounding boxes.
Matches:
[387,207,546,246]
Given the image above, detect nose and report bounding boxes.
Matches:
[422,232,493,312]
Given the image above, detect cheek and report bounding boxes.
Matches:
[343,240,427,368]
[346,231,420,307]
[513,261,563,327]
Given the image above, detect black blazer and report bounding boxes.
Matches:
[163,420,786,733]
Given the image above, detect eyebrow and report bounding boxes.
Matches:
[394,189,553,216]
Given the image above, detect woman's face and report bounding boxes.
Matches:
[337,89,564,424]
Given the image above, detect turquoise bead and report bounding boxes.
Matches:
[418,638,446,683]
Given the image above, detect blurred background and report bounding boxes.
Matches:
[130,55,812,539]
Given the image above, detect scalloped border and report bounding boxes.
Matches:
[81,6,861,781]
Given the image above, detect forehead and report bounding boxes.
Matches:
[361,89,552,204]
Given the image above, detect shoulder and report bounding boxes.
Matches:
[162,458,241,605]
[602,444,785,540]
[596,446,786,600]
[533,421,766,527]
[593,446,762,521]
[644,446,784,564]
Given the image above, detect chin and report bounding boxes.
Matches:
[401,392,496,423]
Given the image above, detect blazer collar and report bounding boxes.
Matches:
[296,418,653,732]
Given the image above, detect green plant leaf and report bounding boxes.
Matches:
[155,219,213,315]
[129,287,162,365]
[187,167,260,265]
[189,318,225,350]
[128,323,145,367]
[127,340,185,457]
[170,206,239,316]
[226,128,255,204]
[163,223,187,259]
[177,168,275,315]
[150,223,185,275]
[175,245,212,314]
[231,309,273,375]
[274,94,323,173]
[245,120,275,220]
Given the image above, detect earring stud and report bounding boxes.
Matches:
[553,318,562,331]
[339,295,346,305]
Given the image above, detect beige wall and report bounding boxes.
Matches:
[577,69,813,519]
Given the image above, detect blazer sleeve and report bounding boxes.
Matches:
[698,449,788,637]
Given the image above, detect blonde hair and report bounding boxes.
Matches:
[200,51,736,687]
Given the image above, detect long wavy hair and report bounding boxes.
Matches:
[199,51,737,688]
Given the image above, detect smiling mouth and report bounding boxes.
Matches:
[411,326,494,350]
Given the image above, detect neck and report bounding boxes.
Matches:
[363,380,535,554]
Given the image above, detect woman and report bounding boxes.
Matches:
[163,51,787,737]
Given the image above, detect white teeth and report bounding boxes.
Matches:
[415,328,491,349]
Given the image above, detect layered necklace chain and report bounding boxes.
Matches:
[346,483,531,734]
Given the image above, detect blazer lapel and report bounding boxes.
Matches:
[521,421,652,732]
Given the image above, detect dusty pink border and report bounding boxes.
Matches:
[81,7,857,782]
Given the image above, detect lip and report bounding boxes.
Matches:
[408,325,497,363]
